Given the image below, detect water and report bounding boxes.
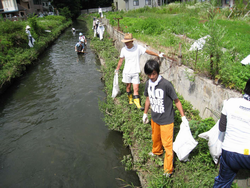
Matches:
[0,20,140,188]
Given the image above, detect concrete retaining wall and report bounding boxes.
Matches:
[102,18,242,120]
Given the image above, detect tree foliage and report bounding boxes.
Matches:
[52,0,81,19]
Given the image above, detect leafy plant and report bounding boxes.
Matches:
[58,7,72,20]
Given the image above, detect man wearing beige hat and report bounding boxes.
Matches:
[115,33,164,110]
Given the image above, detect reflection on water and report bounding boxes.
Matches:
[0,20,140,188]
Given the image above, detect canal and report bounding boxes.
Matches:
[0,20,141,188]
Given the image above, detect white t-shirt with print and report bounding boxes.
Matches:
[222,98,250,155]
[119,44,146,74]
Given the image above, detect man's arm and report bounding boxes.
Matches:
[145,50,160,57]
[174,98,185,117]
[116,57,124,71]
[219,113,227,132]
[142,96,150,123]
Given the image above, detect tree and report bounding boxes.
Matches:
[52,0,82,19]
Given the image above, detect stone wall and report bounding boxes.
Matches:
[102,18,242,120]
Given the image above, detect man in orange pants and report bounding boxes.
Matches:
[142,59,188,177]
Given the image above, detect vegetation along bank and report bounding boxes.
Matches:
[80,12,245,187]
[105,2,250,93]
[0,15,72,94]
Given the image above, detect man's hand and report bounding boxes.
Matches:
[142,113,149,124]
[114,69,119,74]
[159,52,164,58]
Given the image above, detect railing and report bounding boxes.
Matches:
[81,7,112,14]
[1,16,28,21]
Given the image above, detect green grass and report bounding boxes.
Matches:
[103,2,250,92]
[0,16,72,88]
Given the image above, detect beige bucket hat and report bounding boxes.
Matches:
[121,33,135,43]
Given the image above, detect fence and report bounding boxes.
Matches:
[81,7,112,14]
[1,16,28,21]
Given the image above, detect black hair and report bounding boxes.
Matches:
[144,59,160,75]
[244,78,250,95]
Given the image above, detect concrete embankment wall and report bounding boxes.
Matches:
[101,18,242,120]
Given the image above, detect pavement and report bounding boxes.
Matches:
[234,170,250,188]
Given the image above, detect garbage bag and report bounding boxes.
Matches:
[111,73,120,98]
[97,25,105,40]
[198,120,225,164]
[189,35,210,51]
[173,122,198,162]
[241,54,250,65]
[28,37,35,47]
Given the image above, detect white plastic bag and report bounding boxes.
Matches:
[97,26,105,40]
[189,35,210,51]
[173,122,198,162]
[28,37,35,47]
[241,54,250,65]
[111,73,120,98]
[198,120,225,164]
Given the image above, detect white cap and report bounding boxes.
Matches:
[26,25,31,30]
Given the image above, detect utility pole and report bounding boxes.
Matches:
[114,17,122,31]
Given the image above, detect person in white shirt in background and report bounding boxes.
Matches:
[98,7,102,18]
[94,19,99,38]
[25,25,35,47]
[72,28,76,36]
[79,33,87,46]
[97,22,105,40]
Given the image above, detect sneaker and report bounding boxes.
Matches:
[163,173,172,178]
[148,152,155,156]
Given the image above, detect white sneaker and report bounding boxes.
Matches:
[163,173,172,178]
[148,152,155,156]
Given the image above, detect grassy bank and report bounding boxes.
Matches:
[80,14,241,188]
[0,16,72,93]
[102,2,250,93]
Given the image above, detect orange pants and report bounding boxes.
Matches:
[151,119,174,174]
